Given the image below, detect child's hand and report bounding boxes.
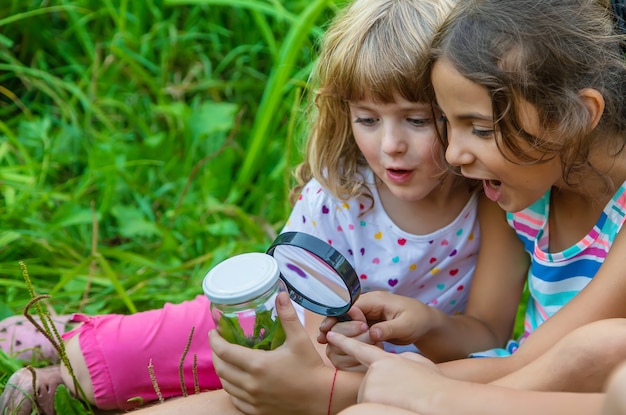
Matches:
[317,302,368,346]
[210,292,334,415]
[317,302,381,372]
[325,320,381,372]
[326,330,442,412]
[349,291,435,346]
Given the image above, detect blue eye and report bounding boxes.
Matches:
[407,117,430,127]
[354,117,377,126]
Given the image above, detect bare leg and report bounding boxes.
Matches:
[493,319,626,393]
[60,332,97,405]
[338,403,420,415]
[602,361,626,415]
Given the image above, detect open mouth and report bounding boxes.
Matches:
[487,179,501,189]
[483,179,503,202]
[386,168,412,182]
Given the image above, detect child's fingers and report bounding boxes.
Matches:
[210,292,308,367]
[319,316,338,335]
[209,294,299,370]
[353,291,395,320]
[209,329,255,372]
[326,331,389,367]
[333,321,369,337]
[347,305,368,322]
[368,319,409,343]
[210,332,257,390]
[275,291,300,323]
[326,330,381,371]
[318,320,368,344]
[319,306,366,334]
[319,305,368,345]
[275,291,309,342]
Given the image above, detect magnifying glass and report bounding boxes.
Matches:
[266,231,361,321]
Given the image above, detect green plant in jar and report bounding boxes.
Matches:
[218,309,286,350]
[203,252,287,350]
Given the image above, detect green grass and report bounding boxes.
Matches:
[0,0,345,315]
[0,2,346,406]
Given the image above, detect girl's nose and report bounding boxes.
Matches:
[381,126,407,155]
[444,131,473,167]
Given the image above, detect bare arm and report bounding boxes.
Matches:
[339,392,604,415]
[439,227,626,383]
[327,331,606,415]
[424,382,604,415]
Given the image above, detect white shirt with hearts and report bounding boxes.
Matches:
[281,169,480,354]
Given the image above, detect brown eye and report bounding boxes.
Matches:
[472,127,494,138]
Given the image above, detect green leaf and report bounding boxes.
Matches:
[54,384,88,414]
[111,205,162,238]
[251,310,285,350]
[206,219,241,237]
[269,319,286,350]
[50,207,100,228]
[0,231,21,247]
[0,349,22,374]
[187,102,238,140]
[218,314,249,346]
[253,308,273,339]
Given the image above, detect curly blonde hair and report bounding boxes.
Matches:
[291,0,457,205]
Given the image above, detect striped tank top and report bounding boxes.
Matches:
[472,180,626,357]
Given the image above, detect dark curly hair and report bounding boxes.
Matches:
[428,0,626,191]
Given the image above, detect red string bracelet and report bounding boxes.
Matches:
[328,368,338,415]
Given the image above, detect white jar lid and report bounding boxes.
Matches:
[202,252,280,305]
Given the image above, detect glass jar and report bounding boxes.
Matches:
[202,252,286,350]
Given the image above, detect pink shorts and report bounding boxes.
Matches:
[62,295,221,410]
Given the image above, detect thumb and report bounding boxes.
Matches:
[276,291,301,323]
[276,292,309,344]
[368,319,405,344]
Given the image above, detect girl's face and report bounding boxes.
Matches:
[349,95,445,203]
[431,59,562,212]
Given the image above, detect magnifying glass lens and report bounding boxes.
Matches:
[271,245,350,307]
[267,232,360,318]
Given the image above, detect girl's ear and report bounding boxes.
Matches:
[579,88,605,130]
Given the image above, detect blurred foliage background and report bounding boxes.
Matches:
[0,0,347,321]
